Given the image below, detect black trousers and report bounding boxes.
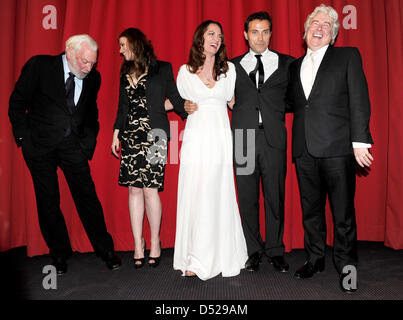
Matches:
[234,129,286,257]
[23,134,114,259]
[294,145,358,273]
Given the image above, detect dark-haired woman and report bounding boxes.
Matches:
[112,28,186,268]
[173,21,248,280]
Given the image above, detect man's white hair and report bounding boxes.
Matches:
[65,34,98,52]
[303,4,340,45]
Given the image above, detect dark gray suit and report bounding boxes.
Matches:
[287,45,373,272]
[9,53,114,260]
[231,51,295,257]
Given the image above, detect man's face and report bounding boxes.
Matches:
[244,19,271,54]
[67,42,97,79]
[305,12,333,51]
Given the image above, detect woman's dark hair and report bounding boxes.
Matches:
[119,28,156,77]
[244,11,272,32]
[187,20,228,80]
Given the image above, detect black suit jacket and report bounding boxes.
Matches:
[287,46,373,158]
[231,51,295,150]
[113,59,186,139]
[9,53,101,159]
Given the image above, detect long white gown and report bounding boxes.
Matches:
[173,62,248,280]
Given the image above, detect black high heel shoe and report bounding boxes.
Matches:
[134,239,146,269]
[148,241,161,268]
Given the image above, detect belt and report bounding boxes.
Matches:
[258,123,264,129]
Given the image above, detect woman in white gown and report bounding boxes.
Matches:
[173,20,248,280]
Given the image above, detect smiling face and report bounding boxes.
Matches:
[305,11,333,51]
[244,19,271,54]
[203,23,222,56]
[119,36,135,61]
[66,42,97,79]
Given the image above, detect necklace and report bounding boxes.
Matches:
[197,65,215,88]
[203,78,213,86]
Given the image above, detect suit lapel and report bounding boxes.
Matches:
[75,77,87,111]
[53,54,70,112]
[295,57,307,102]
[261,51,284,88]
[308,45,333,101]
[233,53,259,89]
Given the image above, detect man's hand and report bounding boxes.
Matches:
[354,147,373,168]
[184,100,198,114]
[111,130,120,159]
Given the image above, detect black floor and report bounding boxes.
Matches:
[2,241,402,302]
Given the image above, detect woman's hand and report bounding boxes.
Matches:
[111,129,121,159]
[227,95,235,109]
[165,99,174,111]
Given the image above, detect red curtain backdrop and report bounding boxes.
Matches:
[1,0,402,256]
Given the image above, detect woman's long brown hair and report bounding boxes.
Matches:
[187,20,229,80]
[119,28,156,77]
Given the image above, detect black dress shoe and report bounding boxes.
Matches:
[245,252,261,272]
[294,259,325,279]
[268,256,289,272]
[52,257,67,275]
[339,271,358,293]
[103,251,122,270]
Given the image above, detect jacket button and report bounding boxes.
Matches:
[305,104,309,109]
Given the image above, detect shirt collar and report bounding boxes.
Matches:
[248,48,270,58]
[307,44,329,58]
[62,54,72,77]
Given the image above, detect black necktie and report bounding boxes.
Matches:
[249,54,264,87]
[66,72,75,113]
[65,72,75,136]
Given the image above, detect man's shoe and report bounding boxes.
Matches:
[339,271,358,293]
[268,256,289,272]
[245,252,261,272]
[294,259,325,279]
[103,251,122,270]
[52,257,67,275]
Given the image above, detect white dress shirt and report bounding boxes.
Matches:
[300,45,371,149]
[240,48,279,123]
[62,54,83,105]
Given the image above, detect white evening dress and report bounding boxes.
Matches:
[173,62,248,280]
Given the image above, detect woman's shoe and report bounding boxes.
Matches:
[148,241,161,268]
[185,270,196,277]
[148,256,161,268]
[134,257,145,269]
[134,238,146,269]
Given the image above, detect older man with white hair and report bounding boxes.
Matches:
[287,5,373,292]
[9,34,121,274]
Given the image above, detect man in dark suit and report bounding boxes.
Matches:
[9,34,121,274]
[287,5,373,292]
[231,12,295,272]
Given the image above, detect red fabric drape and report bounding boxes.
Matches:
[1,0,402,256]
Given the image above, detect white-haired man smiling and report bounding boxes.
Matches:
[287,5,373,293]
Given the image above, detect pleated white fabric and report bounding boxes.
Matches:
[173,62,248,280]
